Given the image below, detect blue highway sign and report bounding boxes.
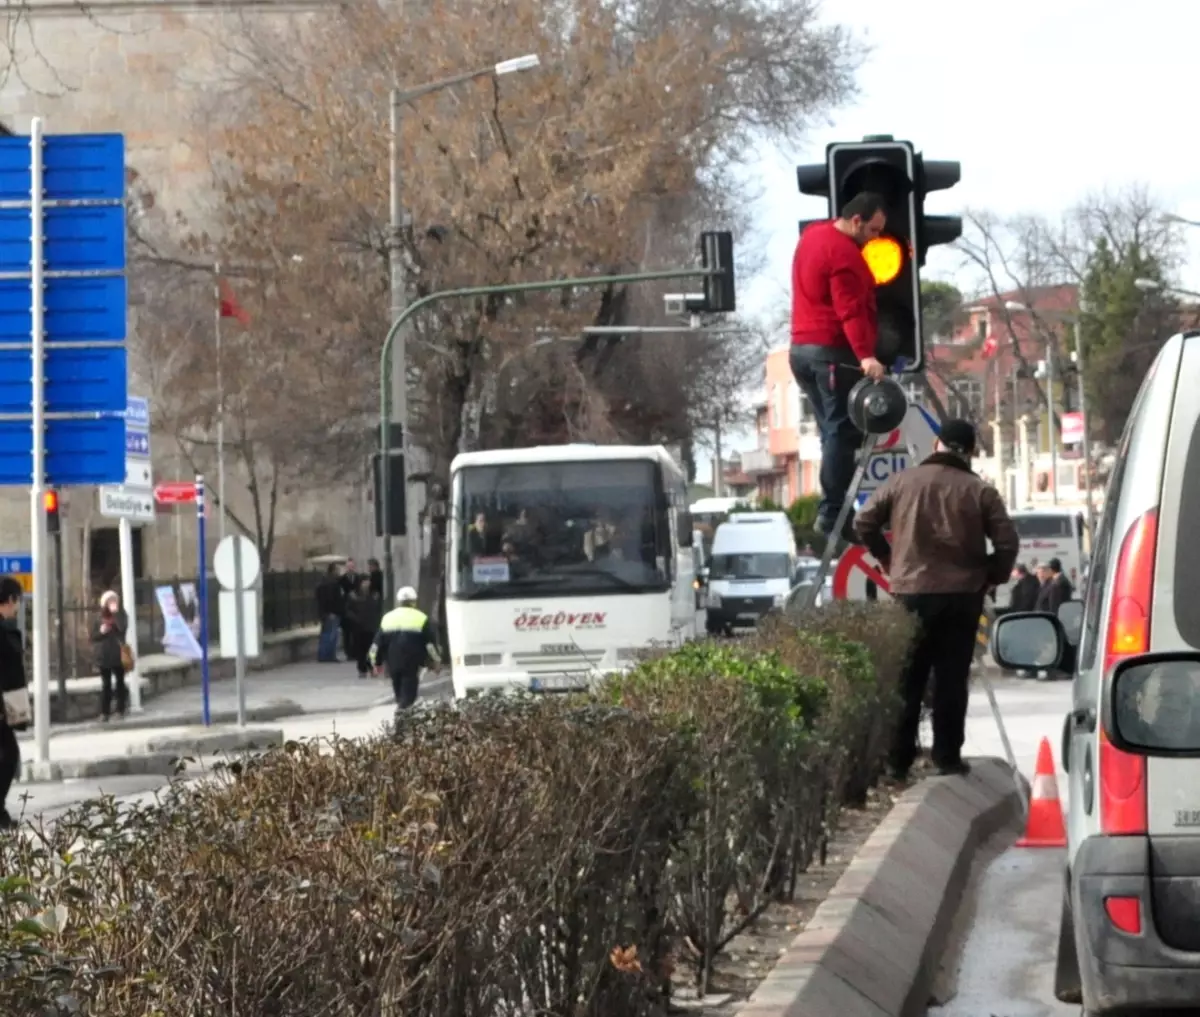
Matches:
[0,347,127,414]
[0,130,126,487]
[0,205,125,274]
[0,134,124,202]
[0,417,124,485]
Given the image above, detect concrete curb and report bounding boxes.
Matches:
[735,756,1025,1017]
[20,726,286,783]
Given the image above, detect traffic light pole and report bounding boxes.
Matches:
[376,263,728,603]
[52,527,66,704]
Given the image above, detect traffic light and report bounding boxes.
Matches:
[699,230,736,313]
[44,490,60,534]
[372,424,406,537]
[796,135,961,371]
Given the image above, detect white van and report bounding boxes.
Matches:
[705,512,796,635]
[992,330,1200,1014]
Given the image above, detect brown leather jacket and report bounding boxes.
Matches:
[855,453,1020,596]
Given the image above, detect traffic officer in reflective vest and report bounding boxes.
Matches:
[370,586,441,710]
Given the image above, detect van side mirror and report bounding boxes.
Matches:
[991,612,1065,670]
[1106,653,1200,755]
[678,511,694,546]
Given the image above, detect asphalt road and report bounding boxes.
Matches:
[929,670,1077,1016]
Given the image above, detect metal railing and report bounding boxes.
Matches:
[36,568,324,683]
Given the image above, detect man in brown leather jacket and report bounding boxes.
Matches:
[855,419,1019,780]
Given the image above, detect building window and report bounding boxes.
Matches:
[950,378,984,421]
[787,381,800,427]
[771,385,782,428]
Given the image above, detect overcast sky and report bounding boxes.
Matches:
[702,0,1200,481]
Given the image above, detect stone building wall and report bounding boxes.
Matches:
[0,0,377,599]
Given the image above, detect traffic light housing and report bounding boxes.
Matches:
[44,490,60,534]
[373,424,406,537]
[796,135,961,371]
[699,230,736,313]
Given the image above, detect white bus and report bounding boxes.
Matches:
[445,444,700,697]
[994,507,1091,607]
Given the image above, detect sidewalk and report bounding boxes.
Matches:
[18,662,451,782]
[14,698,413,825]
[25,659,394,743]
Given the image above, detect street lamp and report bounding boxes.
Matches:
[1135,277,1200,301]
[386,53,542,597]
[1005,300,1094,531]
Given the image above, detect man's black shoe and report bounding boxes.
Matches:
[935,759,972,777]
[814,514,863,547]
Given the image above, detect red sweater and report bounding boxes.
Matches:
[790,220,877,361]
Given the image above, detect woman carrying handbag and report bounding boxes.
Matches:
[92,590,131,721]
[0,576,30,830]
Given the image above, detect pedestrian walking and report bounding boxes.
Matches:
[370,586,441,711]
[1035,557,1074,614]
[0,577,29,829]
[790,190,889,546]
[315,564,344,663]
[91,590,131,722]
[345,575,382,678]
[855,419,1019,780]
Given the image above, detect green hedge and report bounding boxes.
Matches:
[0,601,916,1016]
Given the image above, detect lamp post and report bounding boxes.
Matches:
[1005,300,1095,534]
[386,53,541,600]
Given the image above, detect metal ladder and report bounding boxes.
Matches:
[786,430,916,613]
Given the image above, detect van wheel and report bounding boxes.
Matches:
[1054,886,1082,1004]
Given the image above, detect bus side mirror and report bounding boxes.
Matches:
[678,511,694,546]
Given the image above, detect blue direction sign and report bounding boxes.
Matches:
[125,395,149,429]
[0,131,126,487]
[0,135,125,203]
[0,347,127,414]
[126,429,149,458]
[0,552,33,595]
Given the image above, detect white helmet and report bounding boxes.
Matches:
[396,586,418,604]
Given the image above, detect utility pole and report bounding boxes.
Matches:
[713,416,723,497]
[1074,316,1096,535]
[1046,342,1059,506]
[386,87,410,601]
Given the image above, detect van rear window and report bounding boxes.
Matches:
[1013,516,1073,539]
[1175,412,1200,647]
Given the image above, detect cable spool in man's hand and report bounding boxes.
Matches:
[847,376,908,435]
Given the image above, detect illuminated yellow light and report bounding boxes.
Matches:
[862,236,905,286]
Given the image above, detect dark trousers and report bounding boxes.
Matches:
[789,343,862,527]
[340,616,354,659]
[0,723,18,815]
[391,663,421,710]
[99,666,127,718]
[890,592,984,775]
[318,615,339,662]
[352,631,373,675]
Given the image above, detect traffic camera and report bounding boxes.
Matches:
[796,135,961,371]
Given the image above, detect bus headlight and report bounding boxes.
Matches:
[462,653,502,667]
[773,594,785,608]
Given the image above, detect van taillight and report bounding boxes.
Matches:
[1100,508,1158,836]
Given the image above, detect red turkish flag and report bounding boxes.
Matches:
[218,277,251,325]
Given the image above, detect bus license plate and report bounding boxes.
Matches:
[530,675,588,692]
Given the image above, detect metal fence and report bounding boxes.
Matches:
[40,568,324,683]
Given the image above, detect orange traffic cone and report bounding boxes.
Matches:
[1016,736,1067,848]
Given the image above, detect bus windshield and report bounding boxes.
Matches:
[450,459,672,599]
[709,553,791,580]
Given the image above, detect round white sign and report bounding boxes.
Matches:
[213,534,262,591]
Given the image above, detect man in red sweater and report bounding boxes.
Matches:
[791,191,888,545]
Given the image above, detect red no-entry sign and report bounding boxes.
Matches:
[154,482,197,506]
[832,545,892,600]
